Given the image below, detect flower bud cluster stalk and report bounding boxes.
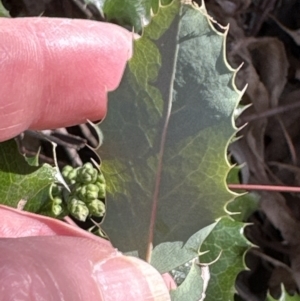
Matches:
[50,163,106,221]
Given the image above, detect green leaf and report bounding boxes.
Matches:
[0,1,9,17]
[199,217,250,301]
[170,262,207,301]
[85,0,152,30]
[0,139,58,212]
[152,223,217,301]
[151,222,217,273]
[226,166,259,222]
[85,0,172,31]
[99,0,242,260]
[227,192,259,222]
[24,148,40,167]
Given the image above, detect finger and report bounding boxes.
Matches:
[0,205,112,248]
[0,205,175,301]
[0,18,133,141]
[0,236,171,301]
[0,236,120,301]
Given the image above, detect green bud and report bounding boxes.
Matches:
[95,182,106,199]
[68,198,89,221]
[83,162,94,169]
[52,199,64,216]
[68,170,78,184]
[62,165,78,185]
[86,184,99,200]
[53,196,63,205]
[97,173,106,185]
[77,163,98,184]
[62,165,73,176]
[77,184,99,202]
[39,196,66,218]
[87,199,106,217]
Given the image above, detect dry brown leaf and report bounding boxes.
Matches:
[270,15,300,46]
[265,89,300,163]
[214,0,251,16]
[246,37,288,108]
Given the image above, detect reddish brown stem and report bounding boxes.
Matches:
[228,184,300,193]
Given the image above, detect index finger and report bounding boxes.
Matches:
[0,18,133,141]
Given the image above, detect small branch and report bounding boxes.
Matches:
[228,183,300,193]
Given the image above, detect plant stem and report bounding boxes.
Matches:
[228,184,300,193]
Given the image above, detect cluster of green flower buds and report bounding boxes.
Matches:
[40,187,67,219]
[49,163,106,221]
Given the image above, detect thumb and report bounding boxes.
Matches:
[0,236,171,301]
[0,17,133,141]
[0,205,173,300]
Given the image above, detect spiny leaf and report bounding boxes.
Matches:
[151,222,217,273]
[227,192,259,222]
[226,166,259,222]
[99,0,242,260]
[24,149,40,167]
[153,223,217,301]
[170,262,207,301]
[0,139,58,212]
[199,217,251,301]
[84,0,172,31]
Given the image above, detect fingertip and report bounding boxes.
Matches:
[0,18,133,139]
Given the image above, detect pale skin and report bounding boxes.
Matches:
[0,18,174,300]
[0,17,132,140]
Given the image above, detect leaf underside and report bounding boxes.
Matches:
[99,0,242,260]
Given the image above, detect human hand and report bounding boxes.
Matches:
[0,18,173,300]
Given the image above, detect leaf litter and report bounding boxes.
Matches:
[203,0,300,300]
